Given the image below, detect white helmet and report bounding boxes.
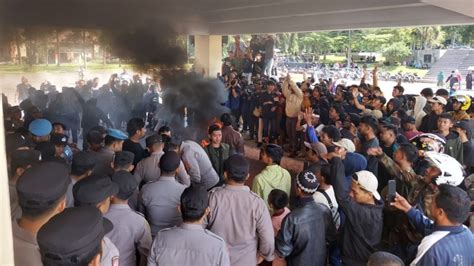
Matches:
[424,152,465,186]
[410,133,446,153]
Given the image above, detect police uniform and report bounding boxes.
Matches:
[148,186,230,266]
[37,206,115,265]
[149,224,230,266]
[93,128,128,176]
[66,151,97,208]
[134,150,191,186]
[138,151,187,236]
[9,149,41,220]
[14,161,70,266]
[180,140,219,190]
[73,174,121,265]
[105,171,152,266]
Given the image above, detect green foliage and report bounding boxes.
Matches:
[382,42,411,64]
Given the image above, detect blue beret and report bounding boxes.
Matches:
[28,119,52,137]
[106,128,128,140]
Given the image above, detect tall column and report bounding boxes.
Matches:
[0,104,14,265]
[194,35,222,78]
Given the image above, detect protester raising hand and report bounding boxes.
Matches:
[303,107,314,125]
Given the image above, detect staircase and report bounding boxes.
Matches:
[425,49,474,80]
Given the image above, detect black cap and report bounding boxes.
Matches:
[10,149,41,172]
[224,154,249,181]
[159,151,181,172]
[35,141,56,161]
[50,133,68,146]
[146,134,164,148]
[17,162,71,209]
[37,206,113,265]
[72,151,97,170]
[180,186,209,215]
[402,116,416,124]
[113,151,134,166]
[170,134,182,146]
[111,170,138,200]
[73,175,119,206]
[6,132,34,154]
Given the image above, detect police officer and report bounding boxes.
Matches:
[105,171,152,265]
[73,174,120,266]
[168,135,219,190]
[139,151,187,236]
[66,151,97,208]
[93,128,128,176]
[148,186,230,266]
[112,151,135,172]
[13,162,70,266]
[134,134,190,186]
[28,118,52,144]
[37,206,113,266]
[9,149,41,220]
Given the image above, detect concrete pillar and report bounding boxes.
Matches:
[194,35,222,78]
[0,103,14,265]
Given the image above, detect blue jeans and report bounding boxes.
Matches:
[264,58,274,76]
[262,117,277,141]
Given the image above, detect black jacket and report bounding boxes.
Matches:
[330,157,384,266]
[275,197,336,266]
[419,112,440,133]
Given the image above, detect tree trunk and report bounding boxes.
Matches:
[56,30,60,66]
[82,30,87,68]
[103,46,106,65]
[15,29,21,65]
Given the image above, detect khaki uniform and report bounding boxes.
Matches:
[138,176,186,236]
[148,223,230,266]
[133,151,190,186]
[207,185,275,265]
[104,204,152,266]
[12,220,42,266]
[100,236,120,266]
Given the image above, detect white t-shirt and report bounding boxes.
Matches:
[313,186,341,229]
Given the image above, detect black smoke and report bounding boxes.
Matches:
[0,0,229,141]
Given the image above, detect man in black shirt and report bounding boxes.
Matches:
[259,80,278,143]
[123,118,147,167]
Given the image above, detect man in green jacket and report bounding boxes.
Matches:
[436,113,463,164]
[205,124,232,187]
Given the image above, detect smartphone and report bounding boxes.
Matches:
[387,180,396,203]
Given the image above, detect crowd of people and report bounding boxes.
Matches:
[4,54,474,266]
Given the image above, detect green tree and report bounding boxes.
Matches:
[382,42,411,64]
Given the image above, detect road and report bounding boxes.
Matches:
[2,70,472,105]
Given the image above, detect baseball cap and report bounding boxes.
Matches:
[6,132,34,154]
[224,154,250,181]
[332,138,356,153]
[304,142,328,156]
[111,170,138,200]
[352,170,381,201]
[17,162,71,210]
[428,96,447,106]
[37,206,113,265]
[296,169,320,194]
[29,119,52,137]
[159,151,181,172]
[50,133,68,146]
[106,128,128,140]
[73,175,119,206]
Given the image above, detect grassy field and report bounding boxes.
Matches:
[0,63,134,74]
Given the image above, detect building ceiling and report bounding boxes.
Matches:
[1,0,473,34]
